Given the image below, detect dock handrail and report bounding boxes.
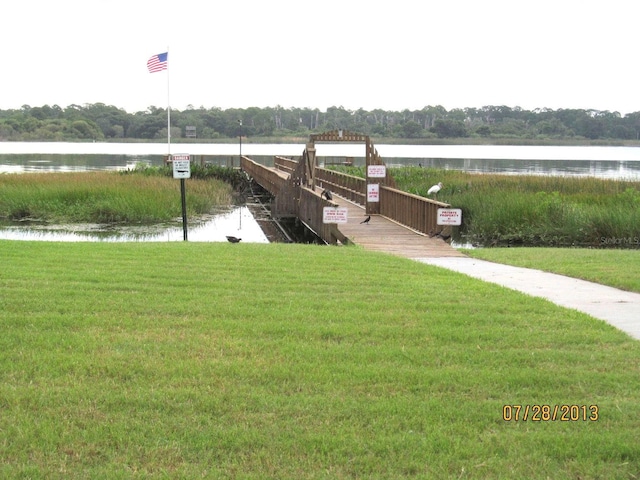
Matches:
[314,167,366,205]
[241,156,289,196]
[241,130,454,244]
[380,186,450,236]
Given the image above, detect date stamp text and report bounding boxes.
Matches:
[502,404,599,422]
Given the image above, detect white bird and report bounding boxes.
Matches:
[427,182,443,197]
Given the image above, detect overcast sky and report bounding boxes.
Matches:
[3,0,638,115]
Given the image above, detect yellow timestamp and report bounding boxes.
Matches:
[502,404,599,422]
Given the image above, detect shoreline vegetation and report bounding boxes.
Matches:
[2,165,639,249]
[1,241,639,478]
[330,166,640,248]
[0,165,247,224]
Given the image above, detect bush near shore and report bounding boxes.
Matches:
[334,166,640,248]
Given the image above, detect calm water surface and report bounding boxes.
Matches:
[0,207,268,243]
[1,142,640,179]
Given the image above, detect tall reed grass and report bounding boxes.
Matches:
[393,167,640,247]
[0,171,233,224]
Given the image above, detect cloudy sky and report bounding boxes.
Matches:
[3,0,638,114]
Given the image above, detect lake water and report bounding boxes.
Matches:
[0,206,269,244]
[1,142,640,179]
[1,142,639,243]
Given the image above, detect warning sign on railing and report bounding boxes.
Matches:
[367,165,386,178]
[367,184,380,203]
[437,208,462,226]
[323,207,348,224]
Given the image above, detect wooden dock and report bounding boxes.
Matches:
[241,129,466,259]
[327,193,465,259]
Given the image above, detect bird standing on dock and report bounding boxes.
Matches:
[226,236,242,243]
[427,182,443,198]
[360,215,371,224]
[322,189,333,201]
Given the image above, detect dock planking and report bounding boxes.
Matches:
[325,192,466,259]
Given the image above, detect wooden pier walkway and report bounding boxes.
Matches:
[320,191,465,259]
[241,129,465,259]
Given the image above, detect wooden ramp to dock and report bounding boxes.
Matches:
[325,192,466,259]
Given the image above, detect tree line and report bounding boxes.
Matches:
[2,103,640,142]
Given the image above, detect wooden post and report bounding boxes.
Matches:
[305,142,316,188]
[365,137,381,215]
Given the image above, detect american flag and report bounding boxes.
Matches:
[147,52,168,73]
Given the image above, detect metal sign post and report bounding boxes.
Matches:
[172,154,191,241]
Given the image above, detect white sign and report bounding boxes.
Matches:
[367,184,380,203]
[323,207,348,224]
[172,154,191,179]
[367,165,386,178]
[437,208,462,226]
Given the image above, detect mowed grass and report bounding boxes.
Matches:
[1,241,639,479]
[463,248,640,294]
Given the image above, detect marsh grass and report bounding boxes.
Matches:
[394,167,640,247]
[0,171,232,223]
[1,241,639,478]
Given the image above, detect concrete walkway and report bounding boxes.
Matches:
[415,256,640,341]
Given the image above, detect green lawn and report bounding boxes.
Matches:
[463,247,640,294]
[1,241,639,479]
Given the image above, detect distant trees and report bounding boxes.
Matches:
[1,103,640,142]
[431,119,467,138]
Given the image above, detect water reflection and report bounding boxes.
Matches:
[0,207,269,243]
[0,153,278,173]
[321,156,640,180]
[0,154,160,173]
[2,143,640,179]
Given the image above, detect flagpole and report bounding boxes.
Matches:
[167,47,171,156]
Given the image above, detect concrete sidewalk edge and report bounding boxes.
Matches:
[414,257,640,341]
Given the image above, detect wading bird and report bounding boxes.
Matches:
[226,236,242,243]
[427,182,443,198]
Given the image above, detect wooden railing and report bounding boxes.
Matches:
[314,167,366,205]
[380,186,449,235]
[274,156,298,175]
[313,166,449,236]
[297,187,348,245]
[241,156,289,196]
[243,151,451,243]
